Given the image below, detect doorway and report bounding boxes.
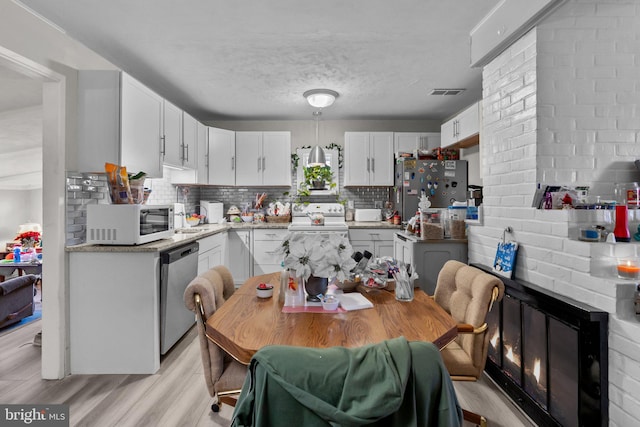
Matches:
[0,45,66,379]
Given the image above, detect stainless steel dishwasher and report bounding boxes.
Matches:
[160,241,199,355]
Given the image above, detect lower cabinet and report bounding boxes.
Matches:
[349,228,395,258]
[228,229,252,286]
[252,229,287,276]
[393,232,467,295]
[197,232,228,276]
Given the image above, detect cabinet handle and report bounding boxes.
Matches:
[160,135,166,156]
[231,156,235,170]
[257,157,261,171]
[371,158,375,172]
[367,158,370,172]
[205,153,209,168]
[262,157,266,171]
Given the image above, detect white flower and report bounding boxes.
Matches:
[280,232,355,280]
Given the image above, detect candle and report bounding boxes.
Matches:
[617,260,640,279]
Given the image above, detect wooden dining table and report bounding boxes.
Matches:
[205,273,458,365]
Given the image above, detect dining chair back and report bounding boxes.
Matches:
[434,260,504,426]
[184,265,247,412]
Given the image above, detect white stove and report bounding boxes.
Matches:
[288,202,348,233]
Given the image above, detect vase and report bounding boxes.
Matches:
[311,180,325,190]
[304,275,329,302]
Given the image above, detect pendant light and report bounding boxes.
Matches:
[308,111,326,166]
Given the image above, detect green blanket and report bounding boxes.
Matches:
[231,336,462,427]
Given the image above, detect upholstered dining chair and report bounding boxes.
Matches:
[433,260,505,427]
[184,265,247,412]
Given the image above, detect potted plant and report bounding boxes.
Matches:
[301,165,335,193]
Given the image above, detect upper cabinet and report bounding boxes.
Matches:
[440,102,481,149]
[196,122,208,184]
[181,112,198,170]
[208,127,236,186]
[393,132,441,155]
[344,132,394,186]
[235,131,291,187]
[77,71,163,177]
[162,100,183,168]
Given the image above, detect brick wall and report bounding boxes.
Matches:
[471,2,640,425]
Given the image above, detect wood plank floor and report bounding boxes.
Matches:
[0,319,537,427]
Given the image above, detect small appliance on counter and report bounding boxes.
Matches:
[173,203,186,229]
[87,204,175,245]
[354,209,382,222]
[200,200,224,223]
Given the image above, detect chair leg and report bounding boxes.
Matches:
[463,408,487,427]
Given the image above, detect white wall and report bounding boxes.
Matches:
[471,2,640,425]
[0,188,41,245]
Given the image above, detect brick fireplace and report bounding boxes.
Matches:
[476,265,608,427]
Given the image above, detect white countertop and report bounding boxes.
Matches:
[66,221,403,253]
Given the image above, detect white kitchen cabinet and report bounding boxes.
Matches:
[208,127,236,186]
[252,229,287,276]
[393,132,441,155]
[344,132,394,186]
[197,232,228,276]
[181,111,198,170]
[196,122,208,184]
[440,102,480,148]
[349,228,395,258]
[69,251,161,374]
[235,131,291,186]
[393,232,467,295]
[162,99,183,168]
[77,71,163,177]
[228,229,252,285]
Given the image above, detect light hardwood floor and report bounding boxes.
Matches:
[1,319,537,427]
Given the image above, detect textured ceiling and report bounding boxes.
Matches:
[18,0,498,122]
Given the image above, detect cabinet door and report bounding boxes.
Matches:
[208,127,236,186]
[235,132,263,186]
[120,73,164,178]
[394,133,421,154]
[376,241,394,258]
[344,132,370,186]
[457,102,480,141]
[77,70,121,174]
[420,133,441,151]
[181,112,198,169]
[369,132,394,186]
[228,230,252,285]
[440,118,456,148]
[196,122,208,184]
[261,132,291,186]
[162,100,183,167]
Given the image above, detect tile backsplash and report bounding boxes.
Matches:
[66,167,392,245]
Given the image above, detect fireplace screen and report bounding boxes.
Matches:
[523,303,548,409]
[549,316,579,427]
[502,294,522,385]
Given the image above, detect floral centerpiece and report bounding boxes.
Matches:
[16,231,41,249]
[277,232,356,299]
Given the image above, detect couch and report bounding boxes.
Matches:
[0,274,37,329]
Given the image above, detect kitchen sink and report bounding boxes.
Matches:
[175,228,203,234]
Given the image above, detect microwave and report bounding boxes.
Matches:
[86,204,175,245]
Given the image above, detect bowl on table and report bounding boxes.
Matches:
[256,283,274,298]
[185,217,201,226]
[241,215,254,223]
[322,294,340,311]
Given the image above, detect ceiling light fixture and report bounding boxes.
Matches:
[303,89,339,108]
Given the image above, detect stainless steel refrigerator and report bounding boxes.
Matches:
[394,158,468,220]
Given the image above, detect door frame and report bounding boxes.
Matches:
[0,46,67,379]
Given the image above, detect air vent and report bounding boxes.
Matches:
[430,88,465,96]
